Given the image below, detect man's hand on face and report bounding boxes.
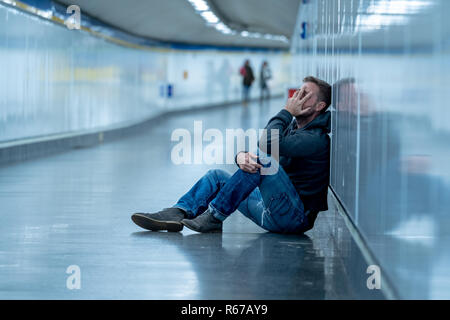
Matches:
[284,88,314,117]
[236,152,262,173]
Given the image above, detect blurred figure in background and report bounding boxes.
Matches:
[259,61,272,104]
[239,59,254,106]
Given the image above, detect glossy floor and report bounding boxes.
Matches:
[0,98,378,299]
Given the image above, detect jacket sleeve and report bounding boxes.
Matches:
[260,109,320,158]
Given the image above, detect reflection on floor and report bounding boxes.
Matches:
[0,98,382,299]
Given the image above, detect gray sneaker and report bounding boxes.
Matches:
[181,209,223,233]
[131,208,186,232]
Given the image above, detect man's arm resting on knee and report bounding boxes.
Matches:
[235,152,262,174]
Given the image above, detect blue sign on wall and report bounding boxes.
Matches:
[300,22,307,39]
[20,0,53,11]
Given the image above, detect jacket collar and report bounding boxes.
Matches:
[293,111,331,134]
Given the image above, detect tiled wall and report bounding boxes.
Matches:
[291,0,450,299]
[0,3,291,143]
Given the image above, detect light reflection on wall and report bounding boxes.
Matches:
[291,0,450,299]
[0,3,290,143]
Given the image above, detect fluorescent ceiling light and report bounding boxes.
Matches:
[214,22,232,33]
[188,0,209,12]
[186,0,289,43]
[200,10,219,24]
[240,31,249,37]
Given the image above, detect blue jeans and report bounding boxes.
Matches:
[242,85,251,102]
[174,158,309,234]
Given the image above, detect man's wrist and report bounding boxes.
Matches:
[234,151,246,166]
[284,106,294,116]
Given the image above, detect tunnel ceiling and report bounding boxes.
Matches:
[55,0,301,49]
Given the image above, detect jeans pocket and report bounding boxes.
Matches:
[267,193,292,217]
[266,194,308,233]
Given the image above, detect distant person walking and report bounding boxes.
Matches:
[239,60,254,106]
[259,61,272,104]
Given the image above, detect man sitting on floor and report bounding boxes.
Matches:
[132,76,332,234]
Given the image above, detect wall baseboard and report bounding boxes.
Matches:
[0,94,282,166]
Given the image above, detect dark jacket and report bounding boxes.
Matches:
[243,65,254,87]
[262,109,331,213]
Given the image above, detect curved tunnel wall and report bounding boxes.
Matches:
[291,0,450,299]
[0,2,291,143]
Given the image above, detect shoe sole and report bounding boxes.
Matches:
[180,220,222,233]
[131,214,183,232]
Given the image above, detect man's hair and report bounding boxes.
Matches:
[303,76,332,112]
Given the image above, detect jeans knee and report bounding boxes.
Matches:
[206,169,231,183]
